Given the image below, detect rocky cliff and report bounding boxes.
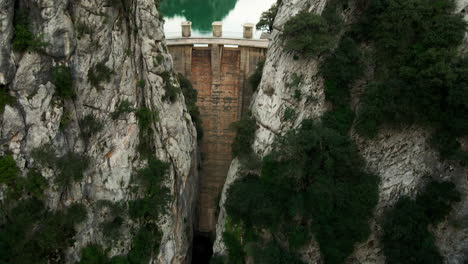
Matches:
[0,0,198,263]
[214,0,468,263]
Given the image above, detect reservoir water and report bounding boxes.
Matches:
[161,0,277,38]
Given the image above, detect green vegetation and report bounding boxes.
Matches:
[224,120,379,264]
[78,244,109,264]
[160,71,180,103]
[0,155,19,186]
[32,145,89,190]
[60,110,73,130]
[12,9,48,52]
[282,11,334,57]
[97,201,126,241]
[79,114,104,142]
[178,73,203,140]
[88,62,113,89]
[230,115,257,159]
[256,2,279,33]
[0,181,87,264]
[352,0,467,161]
[382,181,461,264]
[248,60,265,91]
[52,65,75,99]
[0,200,87,263]
[129,158,171,220]
[24,169,49,199]
[283,107,296,121]
[111,100,135,120]
[136,107,159,157]
[76,22,93,39]
[0,87,15,113]
[320,37,363,107]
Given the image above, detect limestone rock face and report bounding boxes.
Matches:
[213,0,468,263]
[0,0,198,263]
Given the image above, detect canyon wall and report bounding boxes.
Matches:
[213,0,468,263]
[0,0,198,263]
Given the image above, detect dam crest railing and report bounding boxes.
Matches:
[165,21,270,49]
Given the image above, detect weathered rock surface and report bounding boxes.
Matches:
[214,0,468,264]
[0,0,198,263]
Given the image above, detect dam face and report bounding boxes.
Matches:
[168,41,267,233]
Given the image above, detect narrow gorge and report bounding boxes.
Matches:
[0,0,467,264]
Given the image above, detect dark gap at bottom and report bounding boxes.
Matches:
[191,233,213,264]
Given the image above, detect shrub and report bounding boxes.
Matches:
[354,0,468,161]
[79,114,104,142]
[55,152,89,189]
[321,106,355,135]
[248,60,265,91]
[136,107,159,158]
[0,155,20,187]
[32,145,89,190]
[256,3,279,33]
[0,88,15,114]
[24,169,48,199]
[136,107,158,133]
[88,62,113,89]
[382,181,461,264]
[225,175,282,228]
[282,11,334,56]
[127,224,162,264]
[60,110,73,130]
[320,37,363,106]
[129,157,171,220]
[12,9,48,52]
[253,242,305,264]
[51,65,75,99]
[0,199,87,264]
[178,73,203,140]
[230,115,257,159]
[224,120,379,264]
[76,22,93,39]
[160,71,180,103]
[78,244,109,264]
[222,217,246,264]
[111,100,134,120]
[283,107,296,121]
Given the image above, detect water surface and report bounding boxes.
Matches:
[161,0,276,38]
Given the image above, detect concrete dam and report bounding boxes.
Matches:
[167,23,268,234]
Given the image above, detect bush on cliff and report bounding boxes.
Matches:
[382,181,461,264]
[178,73,204,140]
[224,120,379,264]
[283,11,334,57]
[12,9,48,52]
[0,88,15,113]
[248,59,265,91]
[0,199,87,264]
[230,115,257,159]
[353,0,468,161]
[52,65,75,99]
[256,2,280,33]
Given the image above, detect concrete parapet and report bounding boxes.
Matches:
[181,21,192,37]
[212,21,223,37]
[243,23,254,39]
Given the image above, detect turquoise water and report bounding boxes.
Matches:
[160,0,276,38]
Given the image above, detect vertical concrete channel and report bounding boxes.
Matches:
[168,22,268,263]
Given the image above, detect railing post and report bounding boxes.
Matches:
[243,23,254,39]
[181,21,192,37]
[212,22,223,37]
